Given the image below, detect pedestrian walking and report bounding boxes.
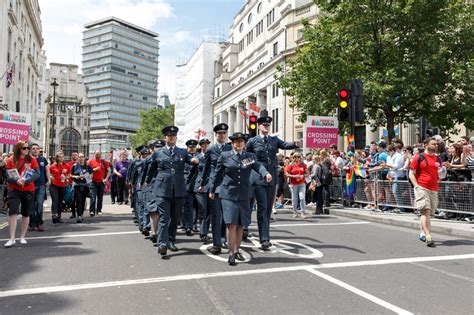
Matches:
[49,151,70,224]
[71,153,93,223]
[210,132,271,265]
[88,150,111,216]
[409,137,441,247]
[29,143,49,231]
[285,152,308,218]
[4,141,39,248]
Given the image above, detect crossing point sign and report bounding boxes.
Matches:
[0,111,31,145]
[305,116,338,149]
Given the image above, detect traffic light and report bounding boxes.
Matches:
[249,115,257,137]
[337,88,350,122]
[351,79,364,122]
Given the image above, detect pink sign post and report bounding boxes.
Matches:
[305,116,339,149]
[0,111,31,145]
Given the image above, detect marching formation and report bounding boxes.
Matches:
[126,117,299,265]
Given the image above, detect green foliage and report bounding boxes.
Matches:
[129,105,175,148]
[278,0,473,139]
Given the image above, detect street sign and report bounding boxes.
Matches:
[0,111,31,145]
[305,116,339,149]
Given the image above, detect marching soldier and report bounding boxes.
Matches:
[147,126,198,257]
[246,116,300,249]
[182,139,199,236]
[194,138,211,243]
[210,132,271,265]
[130,146,151,233]
[200,123,231,255]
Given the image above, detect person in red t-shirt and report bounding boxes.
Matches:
[49,151,70,224]
[4,141,39,248]
[409,137,440,247]
[285,152,308,219]
[87,150,111,216]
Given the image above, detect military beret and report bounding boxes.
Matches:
[257,116,272,125]
[213,123,229,133]
[229,132,246,141]
[199,138,211,145]
[185,139,198,147]
[162,126,179,136]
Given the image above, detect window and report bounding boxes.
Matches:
[142,96,148,100]
[272,109,279,133]
[267,8,275,27]
[297,29,305,40]
[38,93,42,110]
[273,42,279,56]
[272,83,279,98]
[248,13,253,24]
[238,39,245,52]
[239,23,244,33]
[76,117,81,126]
[247,30,253,45]
[60,117,65,126]
[216,87,220,97]
[257,2,263,13]
[256,20,264,37]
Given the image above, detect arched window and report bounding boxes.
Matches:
[60,129,81,160]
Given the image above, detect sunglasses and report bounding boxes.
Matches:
[22,147,30,150]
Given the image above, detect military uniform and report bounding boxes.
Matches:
[246,116,299,248]
[194,138,211,242]
[182,140,199,235]
[201,123,231,253]
[129,146,150,230]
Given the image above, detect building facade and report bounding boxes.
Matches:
[44,63,91,160]
[82,17,159,154]
[175,42,226,146]
[212,0,317,144]
[0,0,43,151]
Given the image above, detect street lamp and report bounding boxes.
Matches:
[50,78,59,156]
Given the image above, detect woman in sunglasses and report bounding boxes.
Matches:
[4,141,39,248]
[49,151,70,224]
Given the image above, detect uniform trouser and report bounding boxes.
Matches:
[50,185,65,218]
[89,182,105,213]
[254,185,277,242]
[209,195,225,247]
[157,196,185,247]
[196,192,211,237]
[30,185,46,226]
[136,190,145,227]
[142,185,152,230]
[182,191,196,230]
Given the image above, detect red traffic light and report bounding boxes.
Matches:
[249,115,257,123]
[339,89,348,98]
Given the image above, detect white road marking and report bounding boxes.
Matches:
[305,268,413,315]
[0,254,472,298]
[410,262,474,283]
[0,230,140,242]
[196,279,234,315]
[268,221,371,228]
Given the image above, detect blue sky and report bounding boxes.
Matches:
[39,0,244,102]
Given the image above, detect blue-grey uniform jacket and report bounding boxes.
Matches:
[130,158,145,187]
[246,135,298,186]
[193,152,209,193]
[140,155,153,187]
[146,146,195,198]
[201,142,232,192]
[185,152,199,192]
[210,151,269,201]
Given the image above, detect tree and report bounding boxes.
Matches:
[278,0,473,140]
[129,105,174,148]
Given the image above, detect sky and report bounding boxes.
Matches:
[39,0,244,102]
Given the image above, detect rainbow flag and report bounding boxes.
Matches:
[345,167,357,198]
[354,165,367,178]
[346,135,355,147]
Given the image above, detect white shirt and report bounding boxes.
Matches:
[387,151,405,178]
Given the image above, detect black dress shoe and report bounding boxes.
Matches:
[200,236,208,244]
[89,211,95,217]
[186,229,193,236]
[261,240,271,250]
[234,252,245,261]
[150,234,157,243]
[207,246,221,255]
[228,254,237,266]
[242,230,248,240]
[167,243,179,252]
[57,218,64,224]
[158,246,167,256]
[142,229,150,237]
[222,242,228,250]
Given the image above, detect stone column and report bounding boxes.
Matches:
[228,107,235,134]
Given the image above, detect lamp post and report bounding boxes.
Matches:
[50,78,59,157]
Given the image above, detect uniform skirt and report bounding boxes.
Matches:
[220,198,251,226]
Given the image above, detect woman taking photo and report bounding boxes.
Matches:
[4,141,39,248]
[49,151,70,224]
[285,152,308,219]
[71,153,93,223]
[209,132,271,266]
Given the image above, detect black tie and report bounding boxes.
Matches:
[264,136,268,144]
[169,147,174,156]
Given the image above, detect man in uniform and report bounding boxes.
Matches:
[139,140,159,238]
[194,138,211,242]
[200,123,232,255]
[147,126,198,257]
[246,116,300,249]
[182,139,199,236]
[130,146,150,232]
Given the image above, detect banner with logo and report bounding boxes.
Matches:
[0,111,31,145]
[305,116,339,149]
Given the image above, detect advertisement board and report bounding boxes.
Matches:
[305,116,339,149]
[0,111,31,145]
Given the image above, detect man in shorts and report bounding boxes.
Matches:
[409,137,439,247]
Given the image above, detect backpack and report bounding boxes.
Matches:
[409,153,442,187]
[320,162,333,185]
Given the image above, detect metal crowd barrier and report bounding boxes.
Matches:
[328,175,474,215]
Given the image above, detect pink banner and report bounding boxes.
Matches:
[0,122,30,145]
[306,127,338,149]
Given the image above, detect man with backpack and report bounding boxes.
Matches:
[88,150,111,216]
[409,137,440,247]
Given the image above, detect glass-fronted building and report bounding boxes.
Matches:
[82,17,159,154]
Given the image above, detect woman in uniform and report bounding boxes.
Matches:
[209,132,271,266]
